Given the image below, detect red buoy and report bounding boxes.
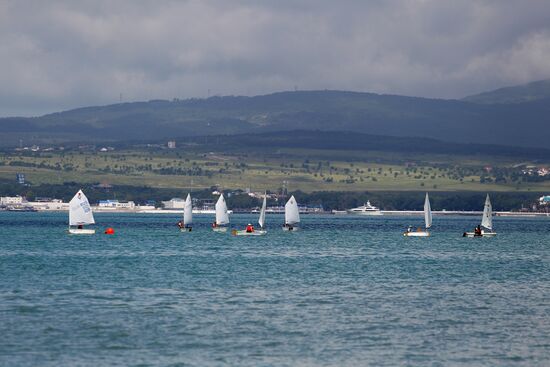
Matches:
[104,227,115,235]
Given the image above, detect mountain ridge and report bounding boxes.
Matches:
[2,81,549,148]
[463,79,550,104]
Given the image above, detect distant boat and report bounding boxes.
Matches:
[463,194,497,237]
[212,194,229,232]
[331,210,348,215]
[179,194,193,232]
[404,193,431,237]
[6,206,37,212]
[347,201,382,215]
[68,190,95,234]
[283,195,300,231]
[233,193,268,236]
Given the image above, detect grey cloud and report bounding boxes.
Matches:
[1,0,550,116]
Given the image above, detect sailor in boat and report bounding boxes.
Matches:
[474,225,482,237]
[77,225,83,229]
[246,223,254,233]
[406,226,412,233]
[284,223,294,231]
[177,220,184,230]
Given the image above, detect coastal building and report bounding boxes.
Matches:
[98,200,118,208]
[167,140,176,149]
[0,196,39,211]
[97,200,135,210]
[116,201,135,209]
[1,196,24,205]
[162,198,185,209]
[16,173,25,184]
[27,199,68,211]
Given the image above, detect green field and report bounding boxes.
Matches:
[1,146,549,193]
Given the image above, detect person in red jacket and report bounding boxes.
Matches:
[246,223,254,233]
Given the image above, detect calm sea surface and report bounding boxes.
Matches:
[1,212,549,366]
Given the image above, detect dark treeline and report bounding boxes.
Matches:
[182,130,550,159]
[0,180,542,211]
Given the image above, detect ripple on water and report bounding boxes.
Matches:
[0,212,549,366]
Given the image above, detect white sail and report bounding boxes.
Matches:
[215,194,229,225]
[183,193,193,225]
[481,194,492,230]
[285,195,300,225]
[424,192,432,229]
[258,193,267,228]
[69,190,95,226]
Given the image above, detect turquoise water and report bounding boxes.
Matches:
[1,212,549,366]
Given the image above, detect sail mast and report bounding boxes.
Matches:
[69,190,95,226]
[424,192,432,229]
[258,193,267,228]
[215,194,229,225]
[285,195,300,225]
[184,193,193,225]
[481,194,492,230]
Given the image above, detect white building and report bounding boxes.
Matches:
[116,201,135,209]
[167,140,176,149]
[98,200,118,208]
[27,199,68,211]
[162,198,185,209]
[97,200,135,210]
[0,196,24,205]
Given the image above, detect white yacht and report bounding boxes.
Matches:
[347,201,382,215]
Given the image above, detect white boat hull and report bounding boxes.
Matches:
[463,231,497,238]
[212,227,228,233]
[68,228,95,235]
[404,231,430,237]
[232,229,267,236]
[282,226,299,231]
[348,211,383,216]
[180,227,193,233]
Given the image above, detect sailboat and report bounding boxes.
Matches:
[68,189,95,234]
[179,193,193,232]
[283,195,300,231]
[463,194,497,237]
[232,193,268,236]
[212,194,229,232]
[404,192,432,237]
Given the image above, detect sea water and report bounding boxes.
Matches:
[0,212,549,366]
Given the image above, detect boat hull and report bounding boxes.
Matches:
[282,226,299,231]
[232,229,267,236]
[347,211,382,216]
[463,231,497,238]
[180,227,193,233]
[212,227,228,233]
[404,231,430,237]
[68,228,95,235]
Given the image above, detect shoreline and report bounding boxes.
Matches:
[1,208,548,217]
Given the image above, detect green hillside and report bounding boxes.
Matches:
[2,130,549,194]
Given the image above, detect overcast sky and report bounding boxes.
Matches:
[1,0,550,117]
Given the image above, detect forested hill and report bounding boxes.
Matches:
[1,82,549,148]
